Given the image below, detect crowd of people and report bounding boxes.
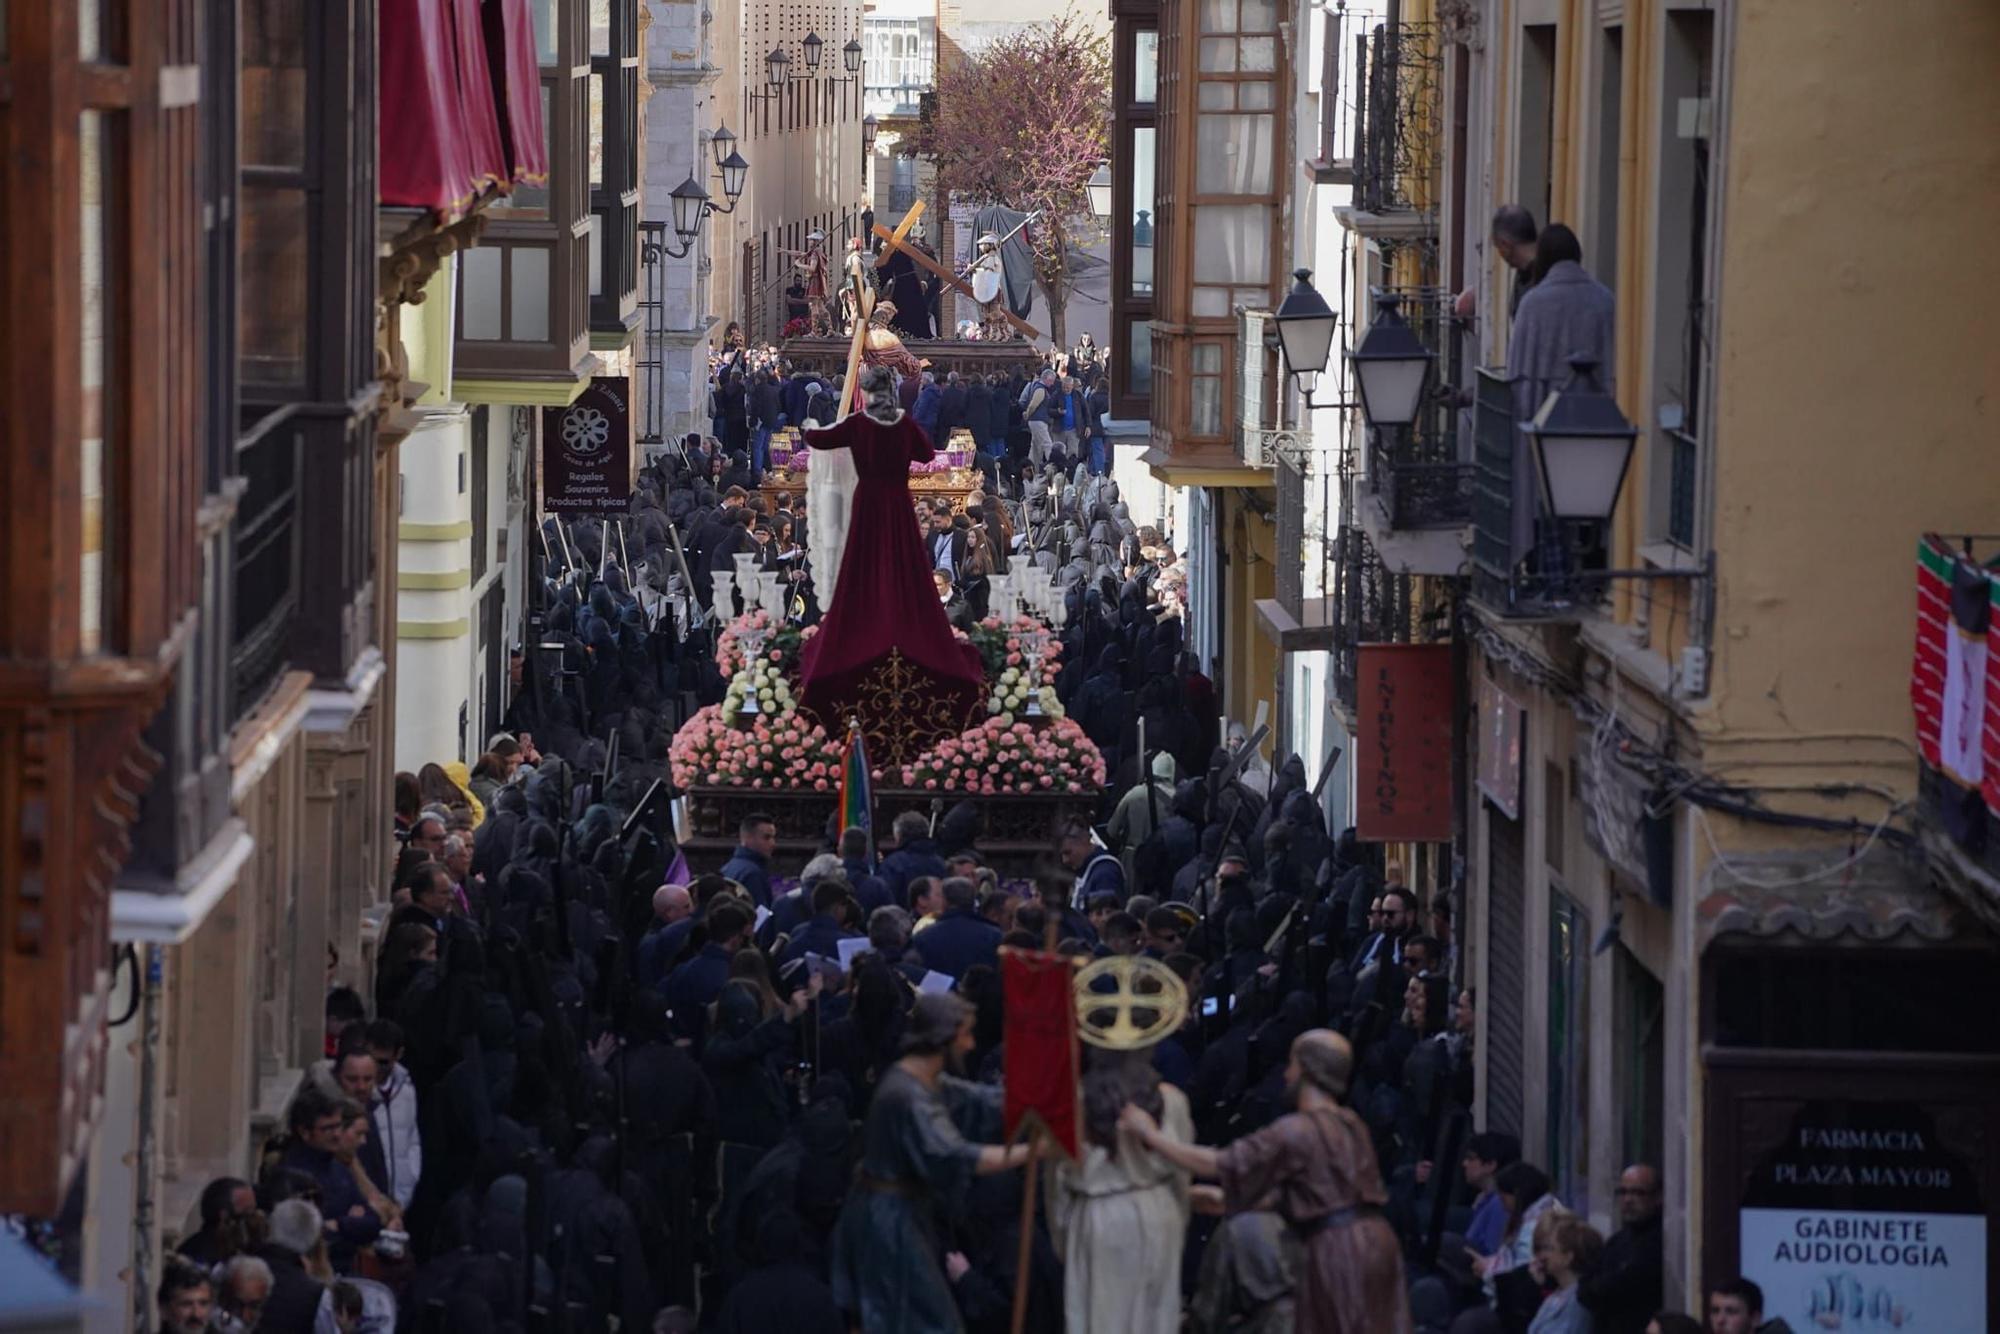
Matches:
[150,338,1770,1334]
[706,325,1118,480]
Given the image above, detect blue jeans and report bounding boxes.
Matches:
[752,414,785,472]
[1089,434,1109,475]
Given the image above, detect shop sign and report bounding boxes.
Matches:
[1739,1100,1986,1333]
[1354,643,1453,842]
[542,376,632,514]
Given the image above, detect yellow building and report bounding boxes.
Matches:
[1444,0,2000,1312]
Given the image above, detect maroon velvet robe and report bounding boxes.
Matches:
[797,412,984,747]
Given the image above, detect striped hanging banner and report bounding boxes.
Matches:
[837,721,872,850]
[1913,536,1951,768]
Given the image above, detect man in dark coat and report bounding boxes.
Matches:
[876,810,948,910]
[1579,1164,1664,1334]
[938,372,968,444]
[908,877,1002,979]
[252,1200,333,1334]
[717,1212,848,1334]
[718,813,778,907]
[664,901,754,1042]
[782,878,865,966]
[274,1091,381,1273]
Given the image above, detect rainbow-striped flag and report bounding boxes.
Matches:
[837,722,872,852]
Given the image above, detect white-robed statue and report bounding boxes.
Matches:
[806,421,858,613]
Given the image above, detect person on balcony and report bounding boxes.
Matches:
[1506,223,1615,570]
[1455,204,1540,322]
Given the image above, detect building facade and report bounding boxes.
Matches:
[397,0,638,772]
[1430,0,2000,1314]
[0,5,541,1330]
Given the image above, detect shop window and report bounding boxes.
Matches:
[1190,340,1224,437]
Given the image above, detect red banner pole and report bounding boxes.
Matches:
[1008,1126,1041,1334]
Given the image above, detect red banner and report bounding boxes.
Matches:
[1355,643,1455,842]
[1001,947,1081,1159]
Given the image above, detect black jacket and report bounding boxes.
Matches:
[750,379,783,428]
[1578,1211,1664,1334]
[248,1244,327,1334]
[938,383,969,440]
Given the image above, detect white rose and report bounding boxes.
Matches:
[1001,668,1019,685]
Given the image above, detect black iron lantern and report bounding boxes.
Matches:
[843,38,864,75]
[719,151,749,201]
[1273,269,1338,400]
[1348,290,1433,427]
[669,175,711,243]
[1525,357,1638,522]
[710,122,736,169]
[765,46,789,89]
[802,31,824,71]
[861,113,878,154]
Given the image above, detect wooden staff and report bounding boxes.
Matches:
[1010,912,1064,1334]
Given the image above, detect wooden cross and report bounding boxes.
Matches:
[839,263,877,416]
[873,199,928,269]
[871,220,1044,342]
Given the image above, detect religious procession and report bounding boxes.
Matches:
[16,2,1981,1334]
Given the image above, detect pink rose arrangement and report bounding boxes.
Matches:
[898,717,1105,795]
[714,610,814,679]
[669,704,843,790]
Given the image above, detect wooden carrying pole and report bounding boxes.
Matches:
[870,223,1045,342]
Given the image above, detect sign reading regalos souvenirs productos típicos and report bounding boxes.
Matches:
[1354,643,1453,842]
[1739,1101,1986,1333]
[542,376,632,514]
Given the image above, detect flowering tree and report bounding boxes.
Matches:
[927,11,1110,349]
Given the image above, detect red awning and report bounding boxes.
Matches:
[380,0,476,219]
[381,0,546,219]
[449,0,509,194]
[489,0,550,185]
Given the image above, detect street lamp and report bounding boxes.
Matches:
[765,45,790,89]
[659,174,739,258]
[1273,269,1338,404]
[1526,357,1638,522]
[843,38,864,75]
[718,150,749,203]
[1347,290,1433,427]
[1085,161,1112,221]
[862,113,879,155]
[710,122,736,169]
[802,31,824,71]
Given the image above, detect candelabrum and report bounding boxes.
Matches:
[710,571,737,625]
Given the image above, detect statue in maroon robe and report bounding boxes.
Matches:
[797,373,984,761]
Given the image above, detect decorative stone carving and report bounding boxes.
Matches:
[1437,0,1483,51]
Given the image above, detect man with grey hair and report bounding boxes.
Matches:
[867,904,929,988]
[216,1253,274,1331]
[909,876,1001,979]
[252,1198,332,1333]
[637,883,694,990]
[761,851,845,949]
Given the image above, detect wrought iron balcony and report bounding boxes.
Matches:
[1469,366,1611,618]
[1353,288,1473,531]
[1351,21,1442,218]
